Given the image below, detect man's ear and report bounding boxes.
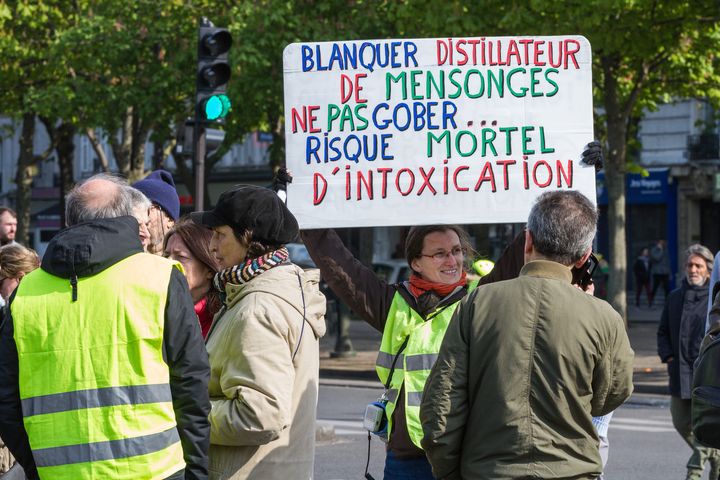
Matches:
[574,248,593,268]
[524,230,533,256]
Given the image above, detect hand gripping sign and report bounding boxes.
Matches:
[283,36,596,228]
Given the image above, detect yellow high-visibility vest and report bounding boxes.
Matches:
[375,280,478,448]
[12,253,185,480]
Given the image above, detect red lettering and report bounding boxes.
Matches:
[436,40,448,65]
[453,166,470,191]
[340,74,353,104]
[291,107,306,133]
[456,40,468,66]
[357,170,373,200]
[533,40,546,66]
[378,168,393,198]
[307,105,320,133]
[522,159,530,189]
[564,39,580,69]
[355,74,368,103]
[532,160,553,188]
[556,160,573,187]
[417,167,437,195]
[345,165,351,200]
[496,160,516,190]
[474,162,497,192]
[396,168,415,196]
[313,173,327,205]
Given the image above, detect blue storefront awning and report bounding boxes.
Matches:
[596,168,671,205]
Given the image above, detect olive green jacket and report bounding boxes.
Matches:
[420,260,634,480]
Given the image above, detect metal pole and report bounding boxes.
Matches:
[194,123,206,211]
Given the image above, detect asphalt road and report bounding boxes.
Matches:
[315,382,702,480]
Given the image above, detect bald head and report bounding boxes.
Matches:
[65,174,135,226]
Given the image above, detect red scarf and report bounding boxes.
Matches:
[408,271,467,298]
[194,296,213,339]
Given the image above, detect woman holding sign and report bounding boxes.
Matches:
[297,142,602,479]
[302,225,524,478]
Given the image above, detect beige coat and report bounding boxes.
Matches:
[206,264,326,480]
[421,260,634,480]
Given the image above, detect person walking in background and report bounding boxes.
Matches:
[634,247,652,307]
[163,218,221,339]
[651,239,672,306]
[191,185,326,480]
[132,170,180,256]
[657,243,720,480]
[420,191,634,480]
[0,208,17,247]
[0,173,211,480]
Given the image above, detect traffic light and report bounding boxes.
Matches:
[196,19,232,122]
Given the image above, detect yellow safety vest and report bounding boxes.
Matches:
[12,253,185,480]
[375,280,478,448]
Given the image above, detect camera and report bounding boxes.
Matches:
[363,399,388,440]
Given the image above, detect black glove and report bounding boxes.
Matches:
[581,141,603,172]
[272,167,293,193]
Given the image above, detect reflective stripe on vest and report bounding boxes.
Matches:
[12,253,185,480]
[375,280,478,448]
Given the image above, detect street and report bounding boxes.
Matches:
[315,382,699,480]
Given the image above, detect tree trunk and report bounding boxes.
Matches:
[56,122,77,227]
[110,107,133,178]
[15,113,37,246]
[602,56,629,324]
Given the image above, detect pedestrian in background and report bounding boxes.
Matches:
[0,173,210,480]
[133,170,181,256]
[634,247,652,307]
[651,239,672,306]
[0,208,17,247]
[420,190,634,480]
[657,243,720,480]
[163,217,221,339]
[191,185,326,480]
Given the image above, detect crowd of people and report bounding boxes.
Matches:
[0,148,713,480]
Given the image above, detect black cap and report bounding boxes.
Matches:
[190,185,299,245]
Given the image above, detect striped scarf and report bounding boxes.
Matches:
[214,247,289,292]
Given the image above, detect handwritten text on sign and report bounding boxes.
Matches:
[283,36,595,228]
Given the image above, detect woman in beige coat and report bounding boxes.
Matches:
[191,185,326,480]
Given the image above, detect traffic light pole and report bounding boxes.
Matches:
[194,123,206,212]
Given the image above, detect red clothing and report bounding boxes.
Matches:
[194,296,213,339]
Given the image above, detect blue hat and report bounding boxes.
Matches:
[132,170,180,221]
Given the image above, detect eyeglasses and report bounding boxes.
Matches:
[419,247,466,262]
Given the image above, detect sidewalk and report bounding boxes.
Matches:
[319,301,670,398]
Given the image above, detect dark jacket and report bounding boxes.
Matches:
[0,216,211,480]
[300,228,524,458]
[657,278,710,398]
[633,256,651,284]
[420,261,634,479]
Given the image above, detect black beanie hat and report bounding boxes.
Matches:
[190,185,298,245]
[132,170,181,221]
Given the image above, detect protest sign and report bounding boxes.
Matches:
[283,36,595,228]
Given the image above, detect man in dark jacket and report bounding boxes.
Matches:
[420,191,634,480]
[0,174,211,480]
[657,243,720,480]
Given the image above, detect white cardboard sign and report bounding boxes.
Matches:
[283,36,595,228]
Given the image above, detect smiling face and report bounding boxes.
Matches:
[210,225,248,270]
[410,230,464,284]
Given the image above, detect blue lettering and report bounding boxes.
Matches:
[301,45,314,72]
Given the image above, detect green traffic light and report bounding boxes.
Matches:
[204,94,231,121]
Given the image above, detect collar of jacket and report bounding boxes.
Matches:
[41,216,144,279]
[519,259,573,283]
